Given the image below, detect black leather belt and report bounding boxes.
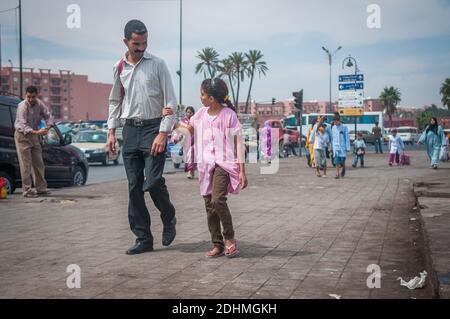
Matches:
[125,117,162,127]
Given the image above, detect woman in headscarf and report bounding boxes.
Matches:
[260,120,272,163]
[417,117,445,169]
[177,106,197,178]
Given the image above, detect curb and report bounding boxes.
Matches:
[413,182,441,299]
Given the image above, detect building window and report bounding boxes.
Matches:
[51,87,61,95]
[43,79,48,84]
[43,97,49,102]
[25,78,29,83]
[51,106,61,118]
[13,77,18,82]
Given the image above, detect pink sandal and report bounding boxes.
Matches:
[205,246,224,258]
[225,240,239,258]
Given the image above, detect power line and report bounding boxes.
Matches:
[0,6,18,14]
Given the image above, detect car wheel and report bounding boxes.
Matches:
[113,151,120,165]
[279,141,284,158]
[0,170,15,194]
[71,166,86,186]
[102,155,108,166]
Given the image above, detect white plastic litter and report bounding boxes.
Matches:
[329,294,341,299]
[397,271,427,289]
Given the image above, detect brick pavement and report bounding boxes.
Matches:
[0,150,448,299]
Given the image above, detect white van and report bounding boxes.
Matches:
[396,126,420,145]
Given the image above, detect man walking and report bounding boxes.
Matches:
[107,20,177,255]
[283,130,297,157]
[372,122,383,154]
[331,113,350,179]
[14,86,54,198]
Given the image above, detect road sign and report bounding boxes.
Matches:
[338,99,363,107]
[338,108,364,116]
[339,74,364,83]
[338,90,364,99]
[339,83,364,91]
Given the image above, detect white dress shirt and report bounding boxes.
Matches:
[108,51,177,132]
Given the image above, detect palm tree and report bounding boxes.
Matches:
[379,86,402,128]
[217,58,236,104]
[195,47,220,78]
[244,50,268,114]
[440,78,450,111]
[229,52,248,110]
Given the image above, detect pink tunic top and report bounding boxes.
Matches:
[190,106,243,196]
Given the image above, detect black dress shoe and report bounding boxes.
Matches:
[162,217,176,246]
[341,166,346,177]
[126,240,154,255]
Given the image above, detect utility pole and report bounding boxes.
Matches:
[293,90,304,157]
[178,0,183,106]
[322,46,342,113]
[0,24,2,75]
[19,0,23,98]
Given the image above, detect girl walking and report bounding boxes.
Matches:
[177,106,197,179]
[388,128,405,166]
[166,78,248,258]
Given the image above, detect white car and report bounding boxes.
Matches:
[396,126,421,145]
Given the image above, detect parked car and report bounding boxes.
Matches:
[396,126,421,145]
[0,94,89,194]
[349,130,378,145]
[168,142,183,169]
[444,129,450,139]
[383,128,392,144]
[71,130,120,165]
[265,119,300,150]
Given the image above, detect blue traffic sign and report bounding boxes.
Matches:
[339,74,364,82]
[339,82,364,91]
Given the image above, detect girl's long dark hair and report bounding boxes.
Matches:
[201,78,236,113]
[426,117,438,135]
[185,106,195,114]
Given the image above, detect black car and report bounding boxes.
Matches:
[0,94,89,194]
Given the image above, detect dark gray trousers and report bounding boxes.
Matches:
[122,118,176,244]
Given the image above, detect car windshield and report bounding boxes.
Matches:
[397,128,416,133]
[57,124,72,134]
[73,131,107,143]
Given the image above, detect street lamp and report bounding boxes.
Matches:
[342,55,358,75]
[322,46,342,112]
[342,55,360,136]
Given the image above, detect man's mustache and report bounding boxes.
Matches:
[134,50,144,54]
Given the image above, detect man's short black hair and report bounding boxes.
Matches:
[26,86,38,94]
[124,19,148,40]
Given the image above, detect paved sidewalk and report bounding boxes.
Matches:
[414,178,450,298]
[0,150,448,299]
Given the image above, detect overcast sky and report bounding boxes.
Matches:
[1,0,450,108]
